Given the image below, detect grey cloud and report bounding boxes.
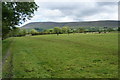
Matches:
[39,2,82,10]
[96,2,117,6]
[34,2,117,22]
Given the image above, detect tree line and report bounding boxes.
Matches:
[7,26,120,37]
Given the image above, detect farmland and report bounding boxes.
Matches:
[2,33,118,78]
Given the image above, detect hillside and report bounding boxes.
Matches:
[21,20,119,31]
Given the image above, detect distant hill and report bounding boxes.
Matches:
[21,20,119,31]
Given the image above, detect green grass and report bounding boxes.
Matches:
[2,38,14,78]
[3,33,118,78]
[2,38,13,57]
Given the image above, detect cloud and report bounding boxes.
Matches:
[20,1,118,26]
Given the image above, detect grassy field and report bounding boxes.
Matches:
[2,33,118,78]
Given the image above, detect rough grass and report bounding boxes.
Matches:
[2,38,13,57]
[3,33,118,78]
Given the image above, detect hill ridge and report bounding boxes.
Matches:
[22,20,119,30]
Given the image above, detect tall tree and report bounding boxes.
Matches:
[2,2,38,39]
[62,26,68,33]
[30,29,38,35]
[54,27,61,36]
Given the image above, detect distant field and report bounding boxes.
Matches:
[2,33,118,78]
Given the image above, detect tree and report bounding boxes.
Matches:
[8,27,20,37]
[44,29,54,34]
[84,29,89,33]
[22,29,28,36]
[118,27,120,32]
[62,27,68,33]
[67,28,73,34]
[54,27,61,36]
[77,27,85,33]
[89,27,96,32]
[67,27,71,35]
[2,2,39,39]
[73,29,77,33]
[30,29,38,35]
[17,29,28,36]
[107,28,114,32]
[103,27,108,33]
[48,29,54,34]
[62,26,71,35]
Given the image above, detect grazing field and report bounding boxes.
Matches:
[2,33,118,78]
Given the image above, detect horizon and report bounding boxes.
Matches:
[20,20,119,27]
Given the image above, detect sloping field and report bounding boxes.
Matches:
[2,33,118,78]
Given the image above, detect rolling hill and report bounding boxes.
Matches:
[21,20,119,31]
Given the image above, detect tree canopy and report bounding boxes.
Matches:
[2,2,39,39]
[54,27,61,35]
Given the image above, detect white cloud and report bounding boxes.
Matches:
[51,16,75,22]
[39,9,64,17]
[83,12,118,21]
[20,1,118,27]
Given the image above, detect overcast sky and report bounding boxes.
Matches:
[20,0,118,27]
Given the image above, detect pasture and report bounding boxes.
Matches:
[2,33,118,78]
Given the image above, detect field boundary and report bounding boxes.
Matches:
[2,39,14,78]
